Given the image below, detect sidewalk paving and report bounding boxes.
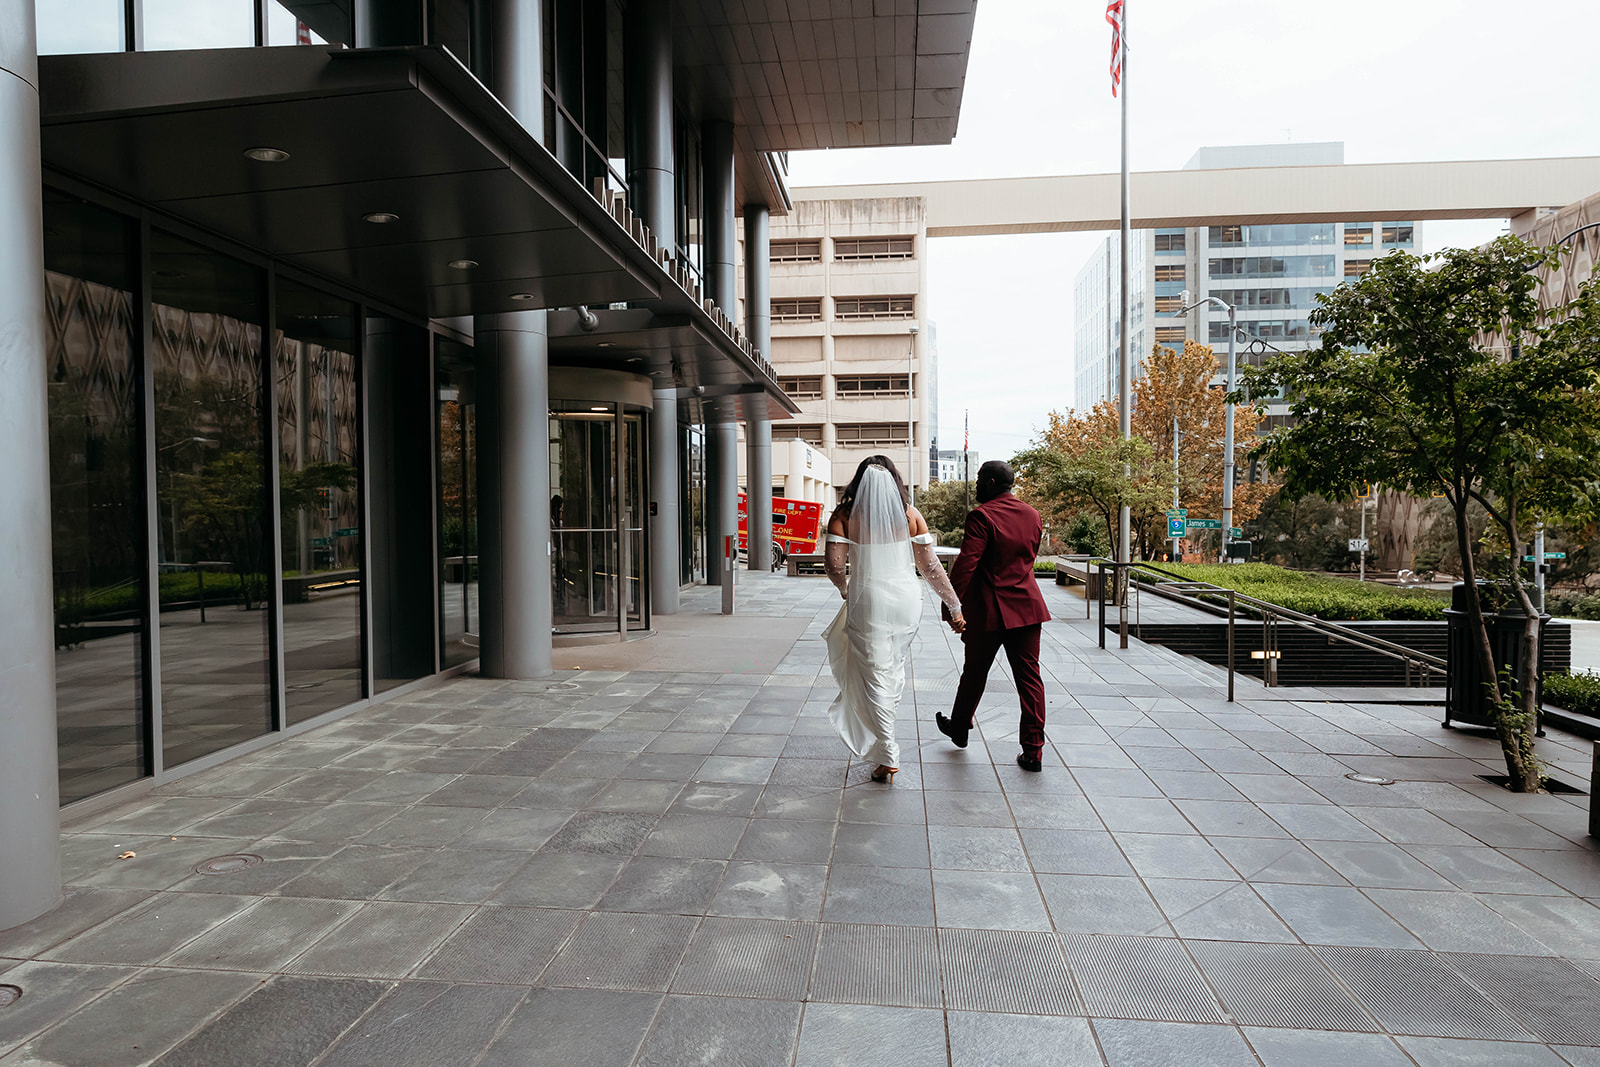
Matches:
[3,571,1599,1066]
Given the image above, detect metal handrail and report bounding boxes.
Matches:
[1091,559,1445,700]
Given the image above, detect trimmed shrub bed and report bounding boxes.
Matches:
[1544,671,1600,717]
[1143,563,1448,621]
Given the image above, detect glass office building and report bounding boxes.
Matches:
[0,0,978,929]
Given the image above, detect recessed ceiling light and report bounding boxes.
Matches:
[363,212,400,224]
[244,147,290,163]
[590,405,609,412]
[448,259,478,270]
[596,342,615,348]
[509,292,537,301]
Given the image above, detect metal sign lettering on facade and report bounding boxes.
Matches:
[1188,519,1222,530]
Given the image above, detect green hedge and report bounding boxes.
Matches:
[1143,563,1449,621]
[1544,671,1600,717]
[1033,560,1057,574]
[1548,592,1600,621]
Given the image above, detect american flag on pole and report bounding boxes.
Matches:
[1106,0,1124,97]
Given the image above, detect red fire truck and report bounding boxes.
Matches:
[738,492,823,570]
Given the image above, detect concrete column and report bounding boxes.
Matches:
[623,2,681,609]
[649,391,680,613]
[0,0,62,931]
[476,0,552,677]
[702,121,738,585]
[743,206,772,571]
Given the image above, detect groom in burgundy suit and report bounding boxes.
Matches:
[936,460,1053,772]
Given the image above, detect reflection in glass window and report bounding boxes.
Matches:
[143,0,254,50]
[36,0,124,54]
[437,343,478,668]
[44,191,147,803]
[265,2,333,45]
[151,231,273,766]
[276,279,362,722]
[551,404,620,633]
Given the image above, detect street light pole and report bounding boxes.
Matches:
[1178,292,1237,562]
[1171,416,1181,561]
[907,324,918,505]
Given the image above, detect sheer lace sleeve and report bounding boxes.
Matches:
[911,534,962,614]
[824,534,849,598]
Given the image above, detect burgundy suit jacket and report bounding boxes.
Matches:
[948,493,1052,632]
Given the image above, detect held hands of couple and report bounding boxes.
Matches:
[948,612,966,634]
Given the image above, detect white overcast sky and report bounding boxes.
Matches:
[786,0,1600,463]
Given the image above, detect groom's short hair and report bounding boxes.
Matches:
[977,460,1014,492]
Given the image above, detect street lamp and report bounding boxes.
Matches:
[1178,290,1238,561]
[907,324,918,505]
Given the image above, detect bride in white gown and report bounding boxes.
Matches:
[822,456,964,783]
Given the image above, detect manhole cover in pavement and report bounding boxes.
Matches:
[547,682,580,690]
[0,985,21,1008]
[192,854,264,875]
[1345,773,1395,785]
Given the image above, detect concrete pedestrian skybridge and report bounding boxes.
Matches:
[794,155,1600,237]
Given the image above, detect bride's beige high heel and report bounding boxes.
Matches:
[870,765,898,783]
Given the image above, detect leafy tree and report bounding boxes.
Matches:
[1242,237,1600,792]
[1014,415,1170,558]
[917,479,976,546]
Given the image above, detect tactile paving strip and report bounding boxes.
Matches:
[414,907,583,984]
[1063,935,1224,1023]
[810,923,942,1008]
[540,911,699,992]
[1312,945,1531,1040]
[940,928,1081,1016]
[1440,953,1600,1045]
[670,917,819,999]
[1186,940,1379,1031]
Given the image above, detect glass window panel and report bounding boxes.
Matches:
[437,342,477,668]
[143,0,254,50]
[151,230,273,766]
[37,0,124,54]
[265,1,336,45]
[44,190,147,803]
[276,279,362,722]
[551,406,618,633]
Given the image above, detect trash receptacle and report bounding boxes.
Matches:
[1444,581,1548,729]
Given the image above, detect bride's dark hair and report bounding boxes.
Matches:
[836,454,910,516]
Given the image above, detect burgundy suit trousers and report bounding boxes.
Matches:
[950,624,1046,756]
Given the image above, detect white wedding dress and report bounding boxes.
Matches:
[822,466,962,769]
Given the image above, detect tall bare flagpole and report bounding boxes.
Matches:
[1115,0,1132,641]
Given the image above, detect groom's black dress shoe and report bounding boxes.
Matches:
[1016,752,1042,773]
[936,713,969,749]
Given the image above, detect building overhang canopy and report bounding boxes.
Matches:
[549,308,798,424]
[38,45,663,318]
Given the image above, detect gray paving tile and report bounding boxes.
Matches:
[338,771,460,805]
[1115,833,1237,880]
[821,865,934,926]
[1395,1036,1569,1066]
[68,835,255,891]
[838,787,928,824]
[539,810,658,854]
[0,967,259,1067]
[354,804,489,847]
[940,927,1080,1015]
[1004,794,1103,829]
[640,814,751,859]
[285,901,470,978]
[151,975,391,1067]
[697,756,779,784]
[165,897,358,971]
[933,870,1052,930]
[810,924,941,1008]
[1019,828,1132,875]
[1146,880,1296,942]
[542,911,698,991]
[0,961,136,1055]
[1481,895,1600,960]
[711,862,829,920]
[635,995,801,1067]
[1312,944,1532,1040]
[275,802,402,843]
[1364,889,1558,954]
[733,819,835,864]
[830,822,929,868]
[376,848,530,904]
[1174,800,1291,838]
[1209,836,1350,885]
[312,982,527,1067]
[1345,807,1482,846]
[1092,796,1195,834]
[1038,874,1170,936]
[947,1012,1102,1067]
[270,844,433,901]
[923,790,1018,827]
[1188,940,1379,1031]
[45,891,253,966]
[1253,883,1422,948]
[584,779,686,813]
[795,1004,946,1067]
[1440,952,1600,1046]
[474,988,661,1067]
[599,856,727,914]
[1404,845,1565,895]
[503,776,608,810]
[1065,934,1224,1022]
[672,783,765,816]
[1243,1027,1412,1066]
[1093,1019,1258,1066]
[414,907,582,983]
[0,888,153,960]
[488,852,626,909]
